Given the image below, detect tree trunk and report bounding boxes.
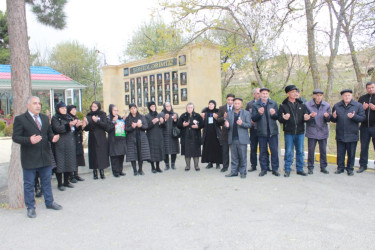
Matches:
[305,0,321,89]
[372,69,375,82]
[7,0,32,208]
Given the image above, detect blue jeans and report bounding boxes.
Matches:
[23,165,54,209]
[258,135,279,171]
[284,134,304,172]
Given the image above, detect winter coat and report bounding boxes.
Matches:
[201,107,222,145]
[51,113,76,173]
[358,93,375,128]
[278,98,309,135]
[84,111,110,170]
[217,104,231,142]
[159,111,180,155]
[251,98,279,137]
[177,111,204,157]
[331,100,366,142]
[305,99,331,140]
[107,115,127,157]
[201,107,223,164]
[125,114,151,162]
[145,112,165,162]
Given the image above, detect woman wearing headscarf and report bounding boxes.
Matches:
[67,105,86,182]
[177,102,204,171]
[145,101,165,173]
[201,100,223,169]
[160,102,180,170]
[107,104,127,177]
[84,101,110,179]
[51,102,77,191]
[125,103,151,176]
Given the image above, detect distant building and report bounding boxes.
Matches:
[0,65,86,116]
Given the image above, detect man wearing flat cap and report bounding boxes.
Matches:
[251,88,280,177]
[305,89,331,174]
[331,89,365,176]
[278,85,310,177]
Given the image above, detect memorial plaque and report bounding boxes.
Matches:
[180,72,187,85]
[125,81,129,92]
[181,88,187,101]
[125,95,130,105]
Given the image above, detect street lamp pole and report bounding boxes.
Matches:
[96,49,107,66]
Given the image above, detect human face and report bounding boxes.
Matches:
[253,88,260,100]
[59,106,67,115]
[91,103,98,112]
[260,91,269,102]
[313,93,323,104]
[366,83,375,95]
[112,106,118,117]
[130,106,137,115]
[150,105,156,112]
[287,90,297,100]
[165,103,172,112]
[342,92,352,104]
[69,108,77,116]
[226,97,234,106]
[27,97,41,115]
[208,102,215,110]
[186,104,194,114]
[233,99,243,111]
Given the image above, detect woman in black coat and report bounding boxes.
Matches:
[67,105,86,182]
[51,102,76,191]
[125,103,151,176]
[201,100,223,169]
[107,104,127,177]
[159,102,180,170]
[145,101,165,173]
[84,101,110,180]
[177,102,204,171]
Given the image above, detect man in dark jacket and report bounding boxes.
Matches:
[305,89,331,174]
[217,93,235,172]
[251,88,280,177]
[357,82,375,173]
[331,89,366,176]
[12,96,62,218]
[278,85,310,177]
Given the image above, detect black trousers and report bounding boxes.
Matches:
[359,126,375,168]
[307,138,327,169]
[221,140,229,169]
[110,155,124,175]
[337,141,357,172]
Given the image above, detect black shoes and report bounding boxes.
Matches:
[69,177,78,183]
[156,167,163,173]
[357,167,367,173]
[284,172,290,177]
[297,171,308,176]
[58,185,66,191]
[138,169,145,175]
[347,170,354,176]
[171,163,176,170]
[63,183,74,188]
[220,168,228,172]
[272,171,280,176]
[27,208,36,218]
[185,166,190,171]
[99,170,105,179]
[93,170,98,180]
[320,168,329,174]
[248,167,257,172]
[259,170,267,177]
[151,168,157,174]
[165,163,170,171]
[225,173,238,177]
[308,169,313,175]
[46,202,63,210]
[335,169,344,174]
[119,172,126,176]
[240,174,246,179]
[195,167,200,171]
[113,173,120,177]
[133,171,138,176]
[206,163,213,169]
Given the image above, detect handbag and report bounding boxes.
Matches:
[172,125,181,138]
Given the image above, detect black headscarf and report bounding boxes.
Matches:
[147,101,157,117]
[67,105,77,117]
[161,101,174,115]
[126,103,141,123]
[88,101,102,116]
[108,104,120,121]
[55,102,71,120]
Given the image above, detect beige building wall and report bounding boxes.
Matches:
[102,44,221,116]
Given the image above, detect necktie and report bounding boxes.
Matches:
[34,115,41,130]
[228,106,232,112]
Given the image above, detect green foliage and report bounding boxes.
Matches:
[123,19,185,61]
[3,123,13,136]
[0,121,5,131]
[26,0,67,30]
[75,111,85,120]
[0,10,9,64]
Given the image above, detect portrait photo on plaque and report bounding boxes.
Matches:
[164,72,170,83]
[150,75,155,84]
[181,88,188,101]
[131,97,135,104]
[151,95,156,103]
[137,77,141,84]
[144,96,148,106]
[137,96,142,107]
[165,94,171,103]
[130,78,135,88]
[143,86,148,96]
[125,81,129,92]
[143,76,148,85]
[150,84,155,94]
[137,86,142,95]
[179,55,186,66]
[180,72,187,85]
[157,83,163,94]
[165,83,170,92]
[173,94,179,105]
[157,73,162,84]
[172,71,178,84]
[158,94,163,106]
[125,95,130,105]
[173,83,178,93]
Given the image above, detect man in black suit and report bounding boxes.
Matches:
[12,96,62,218]
[217,93,235,172]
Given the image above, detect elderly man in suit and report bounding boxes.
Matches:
[224,98,251,178]
[12,96,62,218]
[217,93,235,172]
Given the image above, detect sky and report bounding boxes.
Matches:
[0,0,160,65]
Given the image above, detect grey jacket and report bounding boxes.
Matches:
[305,99,331,140]
[251,98,279,137]
[330,100,366,142]
[226,109,251,145]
